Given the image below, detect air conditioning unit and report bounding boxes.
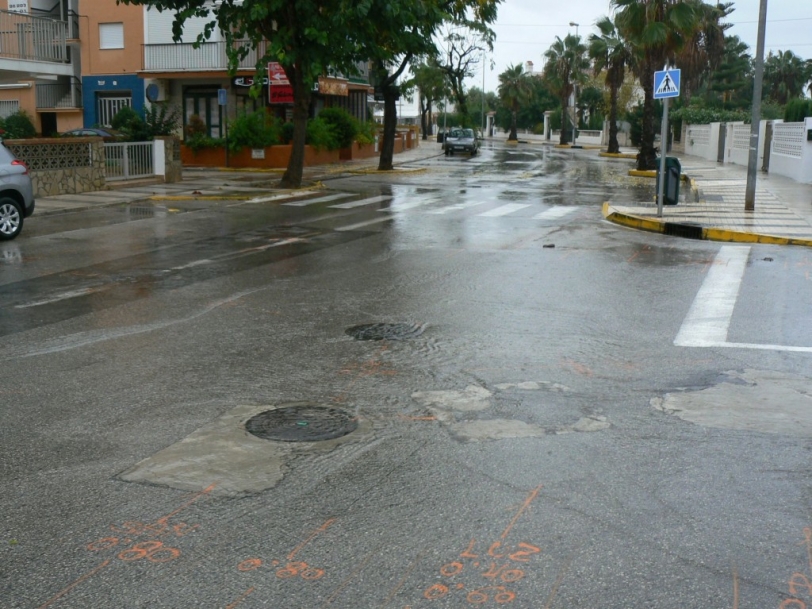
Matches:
[145,79,169,103]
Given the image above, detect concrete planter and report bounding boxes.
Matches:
[339,141,378,161]
[180,144,340,168]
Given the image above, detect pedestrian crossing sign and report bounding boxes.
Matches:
[653,69,681,99]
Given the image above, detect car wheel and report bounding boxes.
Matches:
[0,197,23,241]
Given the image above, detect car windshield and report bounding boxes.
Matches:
[461,129,475,138]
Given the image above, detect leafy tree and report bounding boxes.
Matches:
[407,58,450,139]
[613,0,699,169]
[589,16,634,153]
[543,34,589,145]
[436,26,494,128]
[1,111,36,139]
[498,64,531,140]
[784,98,812,122]
[577,85,605,129]
[515,77,558,132]
[111,106,151,141]
[120,0,372,188]
[764,50,812,105]
[466,86,499,134]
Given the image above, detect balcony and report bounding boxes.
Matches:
[143,40,267,72]
[0,9,67,63]
[36,79,82,109]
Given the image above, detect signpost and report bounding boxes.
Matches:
[653,68,680,217]
[218,88,228,167]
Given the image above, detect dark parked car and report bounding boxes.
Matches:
[62,127,126,141]
[0,142,35,240]
[443,128,479,156]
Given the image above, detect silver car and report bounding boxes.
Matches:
[443,127,480,156]
[0,142,35,240]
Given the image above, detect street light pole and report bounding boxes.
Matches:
[569,22,579,146]
[745,0,768,212]
[481,50,486,136]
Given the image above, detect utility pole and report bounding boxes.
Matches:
[745,0,768,211]
[481,50,485,136]
[570,22,579,147]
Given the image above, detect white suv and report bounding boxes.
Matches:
[0,142,35,240]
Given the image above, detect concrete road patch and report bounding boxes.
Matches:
[652,369,812,436]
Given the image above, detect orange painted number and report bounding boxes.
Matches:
[87,537,118,552]
[276,562,308,579]
[441,562,464,577]
[237,558,263,572]
[789,573,812,598]
[300,566,325,580]
[424,583,449,600]
[466,589,489,604]
[481,562,506,579]
[508,542,541,563]
[172,522,200,537]
[780,601,807,609]
[500,569,524,583]
[117,540,180,563]
[487,541,504,558]
[110,521,145,536]
[461,539,479,559]
[494,587,517,604]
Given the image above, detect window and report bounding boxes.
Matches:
[97,95,131,127]
[183,89,223,139]
[99,23,124,49]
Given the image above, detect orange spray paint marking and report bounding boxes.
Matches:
[287,518,336,561]
[225,587,255,609]
[501,485,542,540]
[542,549,577,609]
[154,483,216,525]
[36,560,110,609]
[237,558,263,572]
[321,546,380,607]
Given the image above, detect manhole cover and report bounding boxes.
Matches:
[345,323,424,341]
[245,405,358,442]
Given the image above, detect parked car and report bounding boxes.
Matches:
[0,142,35,241]
[443,127,479,156]
[62,128,126,142]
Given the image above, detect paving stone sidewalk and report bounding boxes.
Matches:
[604,153,812,246]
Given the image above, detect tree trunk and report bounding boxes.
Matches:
[608,85,620,154]
[280,65,310,189]
[559,93,569,145]
[420,96,429,140]
[508,101,518,141]
[638,61,657,170]
[378,88,398,171]
[427,100,433,136]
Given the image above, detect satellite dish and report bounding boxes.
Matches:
[146,83,160,102]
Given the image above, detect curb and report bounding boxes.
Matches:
[36,196,153,217]
[599,152,637,159]
[602,202,812,247]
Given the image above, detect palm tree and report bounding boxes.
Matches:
[498,64,531,141]
[589,16,634,154]
[676,0,730,105]
[612,0,699,170]
[764,50,811,105]
[543,34,590,145]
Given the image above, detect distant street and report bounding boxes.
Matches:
[2,141,812,609]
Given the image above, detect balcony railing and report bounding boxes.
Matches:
[0,9,67,63]
[36,79,82,109]
[143,40,267,72]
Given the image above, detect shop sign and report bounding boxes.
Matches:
[269,85,294,104]
[233,76,270,87]
[8,1,29,13]
[318,77,348,97]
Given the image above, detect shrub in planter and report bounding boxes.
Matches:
[355,119,377,145]
[281,121,295,144]
[145,103,181,137]
[227,110,281,152]
[317,107,357,149]
[2,111,36,139]
[306,117,339,150]
[111,105,151,141]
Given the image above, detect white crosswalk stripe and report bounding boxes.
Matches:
[330,195,393,209]
[478,203,532,217]
[533,206,576,220]
[427,200,491,215]
[283,193,353,207]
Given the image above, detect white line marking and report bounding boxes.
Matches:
[336,216,394,231]
[330,195,392,209]
[379,198,438,212]
[427,200,491,215]
[478,203,532,217]
[533,206,576,221]
[248,190,319,203]
[283,193,353,207]
[674,245,750,347]
[712,342,812,353]
[15,287,102,309]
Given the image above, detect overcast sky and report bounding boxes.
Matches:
[467,0,812,93]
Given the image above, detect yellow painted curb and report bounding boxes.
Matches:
[628,169,656,178]
[599,152,637,159]
[505,140,519,145]
[602,202,665,234]
[603,202,812,247]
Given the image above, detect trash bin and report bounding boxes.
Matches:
[656,156,681,205]
[436,129,446,144]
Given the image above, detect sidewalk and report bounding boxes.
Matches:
[604,153,812,247]
[31,142,442,216]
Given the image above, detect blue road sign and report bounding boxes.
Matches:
[653,69,681,99]
[218,88,228,106]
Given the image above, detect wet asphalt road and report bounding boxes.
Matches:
[2,142,812,609]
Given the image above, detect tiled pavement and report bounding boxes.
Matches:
[604,155,812,246]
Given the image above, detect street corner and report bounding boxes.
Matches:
[601,202,666,235]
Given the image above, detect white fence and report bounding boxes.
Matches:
[683,118,812,184]
[104,142,154,181]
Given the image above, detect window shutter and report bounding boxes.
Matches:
[99,23,124,49]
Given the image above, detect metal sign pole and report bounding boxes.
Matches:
[657,97,669,218]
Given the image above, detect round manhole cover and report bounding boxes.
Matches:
[346,323,424,341]
[245,405,358,442]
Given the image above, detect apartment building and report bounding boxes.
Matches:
[0,0,82,135]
